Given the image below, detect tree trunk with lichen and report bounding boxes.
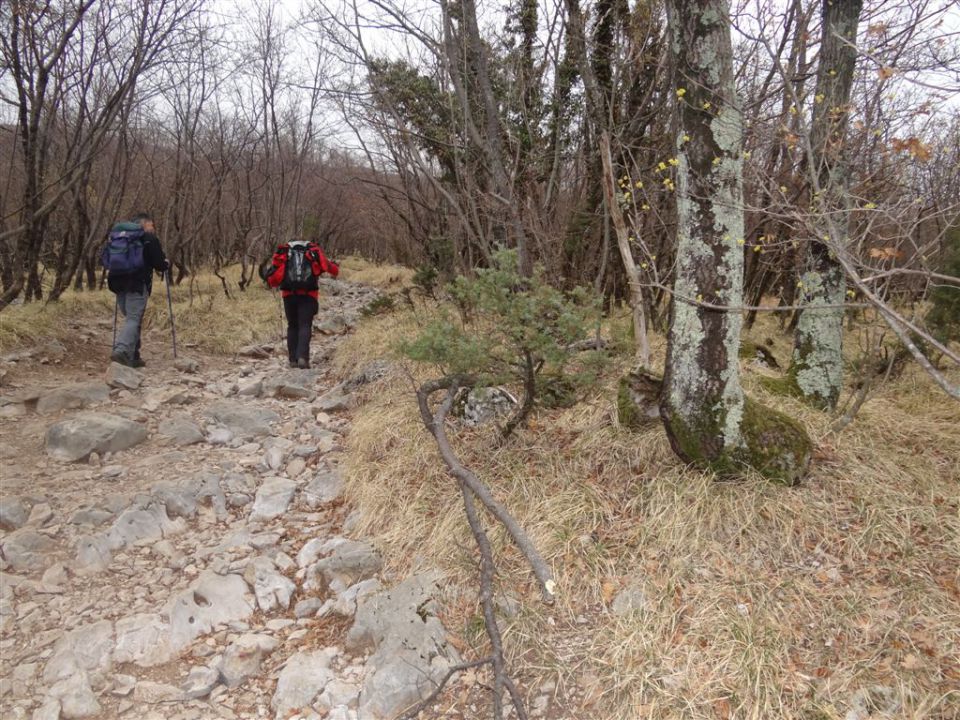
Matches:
[659,0,811,484]
[790,0,863,410]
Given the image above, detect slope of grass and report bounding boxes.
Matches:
[336,297,960,720]
[0,257,412,357]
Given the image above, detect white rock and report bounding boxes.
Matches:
[113,613,173,667]
[218,634,278,688]
[271,650,335,718]
[48,670,100,719]
[249,478,296,522]
[167,572,255,651]
[181,666,220,699]
[43,620,114,684]
[133,680,183,704]
[244,557,296,613]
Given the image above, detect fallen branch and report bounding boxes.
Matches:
[416,375,556,602]
[414,376,549,719]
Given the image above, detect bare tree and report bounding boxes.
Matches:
[0,0,204,308]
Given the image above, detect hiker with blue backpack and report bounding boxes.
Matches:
[263,239,339,369]
[101,212,169,368]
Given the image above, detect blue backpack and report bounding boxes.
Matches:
[100,226,145,274]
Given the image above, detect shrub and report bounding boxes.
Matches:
[399,249,603,435]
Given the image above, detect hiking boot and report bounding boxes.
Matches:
[297,358,310,370]
[132,357,146,368]
[111,351,132,367]
[288,360,297,369]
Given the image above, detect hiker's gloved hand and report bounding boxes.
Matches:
[157,259,170,275]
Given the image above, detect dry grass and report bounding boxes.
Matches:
[337,300,960,720]
[0,257,415,359]
[335,255,415,290]
[2,266,287,356]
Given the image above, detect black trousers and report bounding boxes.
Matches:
[283,295,318,363]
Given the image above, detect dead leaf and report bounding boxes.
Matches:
[901,653,923,670]
[714,698,732,719]
[891,136,932,162]
[601,580,617,604]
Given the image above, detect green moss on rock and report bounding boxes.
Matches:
[617,370,662,429]
[758,371,802,399]
[736,396,812,485]
[663,394,811,485]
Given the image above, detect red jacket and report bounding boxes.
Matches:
[266,241,339,298]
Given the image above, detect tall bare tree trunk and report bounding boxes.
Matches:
[659,0,811,484]
[790,0,863,409]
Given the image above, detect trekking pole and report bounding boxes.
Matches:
[164,269,178,359]
[275,290,285,343]
[112,295,118,349]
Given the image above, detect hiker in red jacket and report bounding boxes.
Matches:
[265,240,339,369]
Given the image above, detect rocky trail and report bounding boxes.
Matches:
[0,279,461,720]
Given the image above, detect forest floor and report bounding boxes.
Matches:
[1,262,959,720]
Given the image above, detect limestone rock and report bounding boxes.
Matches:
[314,314,349,336]
[302,470,344,508]
[113,613,173,667]
[27,502,54,527]
[294,597,324,619]
[157,417,203,446]
[329,578,382,618]
[48,670,100,719]
[244,556,296,613]
[318,679,360,712]
[264,446,284,471]
[204,401,278,438]
[151,474,226,521]
[0,529,57,573]
[286,457,306,478]
[271,649,335,718]
[237,379,263,398]
[74,535,112,573]
[32,700,61,720]
[40,563,69,592]
[35,383,110,415]
[313,389,352,413]
[263,372,317,402]
[45,413,147,462]
[348,572,460,719]
[104,502,183,550]
[104,362,144,390]
[69,508,113,527]
[181,666,219,699]
[309,540,382,594]
[297,537,344,569]
[0,495,31,530]
[133,680,183,703]
[167,572,255,651]
[206,427,233,445]
[218,633,278,688]
[249,478,296,522]
[43,619,114,683]
[222,472,256,509]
